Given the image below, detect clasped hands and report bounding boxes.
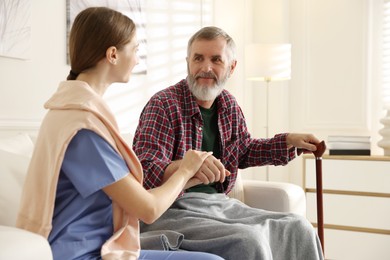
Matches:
[185,155,230,189]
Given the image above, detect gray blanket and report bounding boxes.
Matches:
[140,193,323,260]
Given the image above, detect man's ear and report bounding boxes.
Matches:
[228,60,237,77]
[106,46,118,64]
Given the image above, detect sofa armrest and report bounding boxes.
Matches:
[242,180,306,216]
[0,225,53,260]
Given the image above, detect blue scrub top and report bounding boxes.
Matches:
[48,129,129,260]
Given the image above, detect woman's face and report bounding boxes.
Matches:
[115,34,139,83]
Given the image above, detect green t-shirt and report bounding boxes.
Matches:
[186,102,220,193]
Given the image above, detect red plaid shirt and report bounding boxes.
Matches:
[133,79,296,194]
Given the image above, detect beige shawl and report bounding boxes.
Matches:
[16,81,143,259]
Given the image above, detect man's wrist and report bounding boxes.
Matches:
[284,133,294,149]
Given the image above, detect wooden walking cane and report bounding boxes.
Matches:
[313,141,326,254]
[298,141,326,255]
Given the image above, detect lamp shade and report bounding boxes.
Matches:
[245,43,291,81]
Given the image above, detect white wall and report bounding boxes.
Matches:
[289,0,375,185]
[0,1,69,130]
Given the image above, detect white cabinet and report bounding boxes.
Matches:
[303,155,390,260]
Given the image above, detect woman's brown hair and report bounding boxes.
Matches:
[67,7,136,80]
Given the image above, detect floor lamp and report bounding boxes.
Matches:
[245,43,291,181]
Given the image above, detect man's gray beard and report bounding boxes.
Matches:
[187,74,227,101]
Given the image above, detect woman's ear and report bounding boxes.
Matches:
[106,46,118,65]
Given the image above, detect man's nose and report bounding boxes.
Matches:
[200,61,213,72]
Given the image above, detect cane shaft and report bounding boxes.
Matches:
[315,157,324,254]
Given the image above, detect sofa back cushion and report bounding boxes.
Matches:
[0,134,34,226]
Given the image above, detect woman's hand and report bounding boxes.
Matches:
[178,150,213,179]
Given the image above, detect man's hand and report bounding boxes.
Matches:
[179,150,213,179]
[192,155,230,184]
[286,133,320,152]
[165,154,230,190]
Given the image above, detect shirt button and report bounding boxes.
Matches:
[198,127,202,131]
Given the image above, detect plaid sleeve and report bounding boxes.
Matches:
[133,98,176,189]
[239,131,296,168]
[269,133,296,165]
[228,100,294,168]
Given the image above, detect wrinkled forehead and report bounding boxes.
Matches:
[189,38,230,59]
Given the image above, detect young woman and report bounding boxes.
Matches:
[16,7,223,260]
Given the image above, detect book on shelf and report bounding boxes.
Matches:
[327,135,371,156]
[329,149,371,156]
[327,141,370,150]
[327,135,371,143]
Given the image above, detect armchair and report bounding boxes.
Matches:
[0,130,306,259]
[228,170,306,216]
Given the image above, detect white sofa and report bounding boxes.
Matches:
[0,133,53,260]
[0,131,306,259]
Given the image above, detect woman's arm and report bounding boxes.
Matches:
[103,150,211,224]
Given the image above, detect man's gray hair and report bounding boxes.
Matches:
[187,26,236,63]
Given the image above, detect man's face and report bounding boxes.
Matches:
[187,37,233,101]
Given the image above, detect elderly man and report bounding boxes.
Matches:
[133,26,323,260]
